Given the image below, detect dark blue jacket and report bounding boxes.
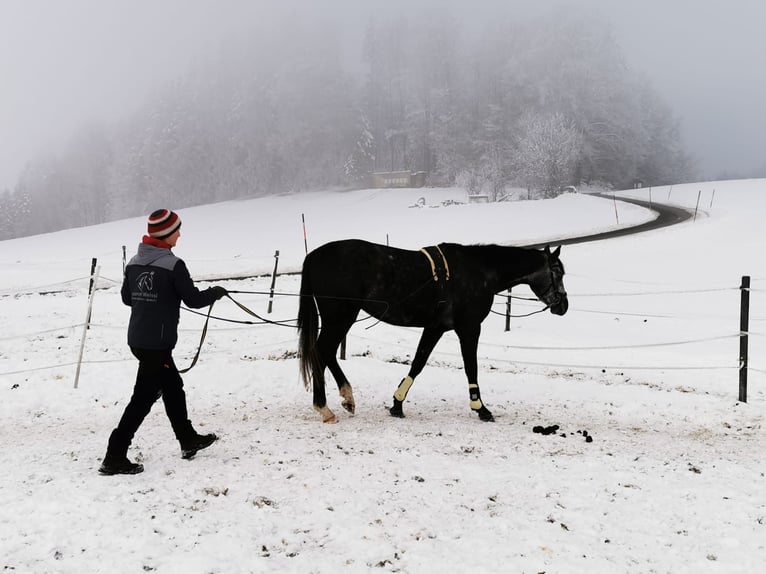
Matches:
[121,241,218,350]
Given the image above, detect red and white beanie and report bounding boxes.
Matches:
[147,209,181,239]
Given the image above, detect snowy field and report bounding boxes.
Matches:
[1,182,765,573]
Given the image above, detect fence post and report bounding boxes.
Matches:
[693,190,701,222]
[122,246,126,274]
[88,258,97,294]
[75,265,101,389]
[739,276,750,402]
[87,258,97,328]
[267,250,280,313]
[505,289,512,332]
[612,193,619,225]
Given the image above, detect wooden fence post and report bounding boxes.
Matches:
[505,289,512,332]
[739,275,750,402]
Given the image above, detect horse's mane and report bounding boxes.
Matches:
[444,243,538,262]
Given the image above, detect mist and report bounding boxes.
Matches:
[1,0,764,192]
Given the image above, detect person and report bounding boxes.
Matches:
[99,209,228,475]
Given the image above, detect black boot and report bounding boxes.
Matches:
[98,454,144,475]
[181,433,218,460]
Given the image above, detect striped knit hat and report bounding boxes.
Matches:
[147,209,181,239]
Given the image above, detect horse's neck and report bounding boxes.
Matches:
[481,246,543,291]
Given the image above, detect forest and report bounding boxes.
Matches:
[0,10,693,239]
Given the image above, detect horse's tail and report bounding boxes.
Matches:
[297,255,320,391]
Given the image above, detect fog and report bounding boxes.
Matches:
[1,0,764,192]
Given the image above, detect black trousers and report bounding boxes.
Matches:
[107,348,194,457]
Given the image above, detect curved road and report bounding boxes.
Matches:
[523,193,693,249]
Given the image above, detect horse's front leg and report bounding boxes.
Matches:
[456,324,494,422]
[390,327,444,418]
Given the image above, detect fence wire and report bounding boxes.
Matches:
[1,272,763,382]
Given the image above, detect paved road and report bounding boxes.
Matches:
[523,194,693,249]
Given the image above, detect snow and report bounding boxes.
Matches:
[1,181,765,573]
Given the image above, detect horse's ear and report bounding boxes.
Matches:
[544,244,551,255]
[552,245,561,258]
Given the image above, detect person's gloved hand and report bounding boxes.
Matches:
[210,286,228,300]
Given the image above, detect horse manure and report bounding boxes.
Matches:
[533,424,559,435]
[535,426,594,442]
[575,429,593,442]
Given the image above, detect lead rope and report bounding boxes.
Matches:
[178,300,215,374]
[179,292,289,374]
[179,279,551,372]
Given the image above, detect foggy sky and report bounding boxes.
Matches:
[1,0,764,192]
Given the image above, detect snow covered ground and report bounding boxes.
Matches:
[1,181,764,573]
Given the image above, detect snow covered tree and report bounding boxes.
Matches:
[514,112,583,197]
[3,6,694,237]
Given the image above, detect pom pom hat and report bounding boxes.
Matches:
[147,209,181,239]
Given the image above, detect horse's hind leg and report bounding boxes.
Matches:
[310,358,335,423]
[325,344,356,414]
[390,327,444,418]
[315,314,358,421]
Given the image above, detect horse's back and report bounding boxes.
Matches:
[303,239,429,301]
[305,239,415,275]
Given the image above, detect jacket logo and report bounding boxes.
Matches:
[136,271,155,293]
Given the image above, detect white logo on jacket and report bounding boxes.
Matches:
[136,271,155,293]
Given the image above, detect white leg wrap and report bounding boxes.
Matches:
[394,376,415,401]
[469,383,483,410]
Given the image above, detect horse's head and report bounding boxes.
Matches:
[529,245,568,315]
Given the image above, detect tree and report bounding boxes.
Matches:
[514,112,583,197]
[3,7,694,238]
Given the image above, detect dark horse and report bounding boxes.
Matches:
[297,239,568,423]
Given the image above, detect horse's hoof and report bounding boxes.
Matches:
[323,415,339,424]
[389,401,405,418]
[476,407,495,422]
[339,386,355,414]
[315,405,338,423]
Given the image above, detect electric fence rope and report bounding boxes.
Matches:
[1,271,762,380]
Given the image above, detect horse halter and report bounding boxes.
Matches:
[536,255,567,311]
